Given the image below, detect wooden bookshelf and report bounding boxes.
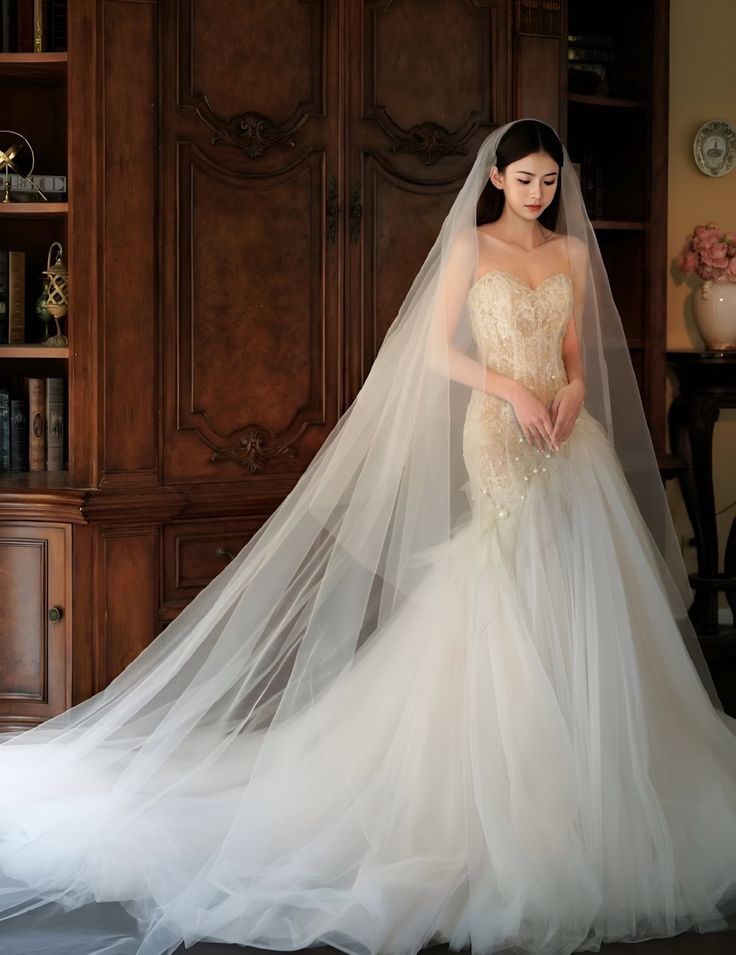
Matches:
[0,7,88,730]
[565,0,670,455]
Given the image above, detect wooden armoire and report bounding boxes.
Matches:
[0,0,670,728]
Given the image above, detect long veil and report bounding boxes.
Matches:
[0,118,726,953]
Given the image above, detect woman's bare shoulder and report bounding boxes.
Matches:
[476,223,500,240]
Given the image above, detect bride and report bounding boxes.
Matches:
[1,118,735,955]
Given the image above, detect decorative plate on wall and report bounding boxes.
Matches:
[693,119,736,177]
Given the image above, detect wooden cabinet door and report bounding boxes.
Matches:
[0,524,71,731]
[159,0,343,488]
[345,0,512,401]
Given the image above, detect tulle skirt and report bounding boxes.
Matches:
[1,415,736,955]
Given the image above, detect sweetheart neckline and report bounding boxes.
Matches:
[469,269,572,295]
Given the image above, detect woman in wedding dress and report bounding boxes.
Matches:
[1,118,735,955]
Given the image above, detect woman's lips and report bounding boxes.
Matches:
[525,204,542,210]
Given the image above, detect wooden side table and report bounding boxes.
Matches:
[667,350,736,642]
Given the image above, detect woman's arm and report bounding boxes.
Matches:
[550,237,587,444]
[434,229,558,449]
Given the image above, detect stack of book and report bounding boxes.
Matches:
[0,376,65,471]
[568,34,615,97]
[0,0,67,53]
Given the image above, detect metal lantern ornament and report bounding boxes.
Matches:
[42,241,68,345]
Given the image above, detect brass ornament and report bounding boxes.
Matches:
[42,241,69,346]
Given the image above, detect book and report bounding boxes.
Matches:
[45,376,63,470]
[0,389,9,471]
[26,376,46,470]
[16,0,33,50]
[568,34,615,49]
[0,250,8,344]
[568,48,616,64]
[48,0,65,51]
[0,0,16,53]
[9,398,28,471]
[8,251,25,344]
[32,0,44,52]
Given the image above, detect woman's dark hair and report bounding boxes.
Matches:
[476,119,564,230]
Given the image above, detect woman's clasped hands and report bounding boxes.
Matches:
[510,379,584,453]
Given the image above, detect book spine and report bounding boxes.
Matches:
[8,251,26,344]
[16,0,35,51]
[0,0,11,53]
[26,377,47,471]
[32,0,44,52]
[0,390,9,472]
[0,250,8,345]
[49,0,66,52]
[45,376,64,470]
[10,399,28,472]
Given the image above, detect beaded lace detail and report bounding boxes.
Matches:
[462,270,598,521]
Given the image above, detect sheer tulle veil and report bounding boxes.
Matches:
[0,117,724,946]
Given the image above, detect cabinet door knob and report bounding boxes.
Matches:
[216,546,236,563]
[48,606,64,622]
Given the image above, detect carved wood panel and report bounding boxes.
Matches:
[344,0,511,400]
[160,0,342,484]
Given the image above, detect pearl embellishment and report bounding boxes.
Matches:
[497,507,510,519]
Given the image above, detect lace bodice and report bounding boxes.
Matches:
[462,269,594,521]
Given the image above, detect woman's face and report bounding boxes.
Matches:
[490,151,559,220]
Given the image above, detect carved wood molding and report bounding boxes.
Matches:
[187,96,307,159]
[0,488,88,524]
[198,420,301,472]
[384,120,473,165]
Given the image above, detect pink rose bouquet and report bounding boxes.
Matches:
[676,221,736,282]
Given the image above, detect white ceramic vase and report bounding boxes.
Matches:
[692,276,736,350]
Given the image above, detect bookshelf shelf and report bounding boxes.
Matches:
[0,344,69,358]
[0,202,68,216]
[0,52,67,84]
[0,468,69,488]
[568,93,647,109]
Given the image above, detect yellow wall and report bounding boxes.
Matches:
[667,0,736,600]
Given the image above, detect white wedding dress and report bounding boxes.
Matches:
[1,269,735,955]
